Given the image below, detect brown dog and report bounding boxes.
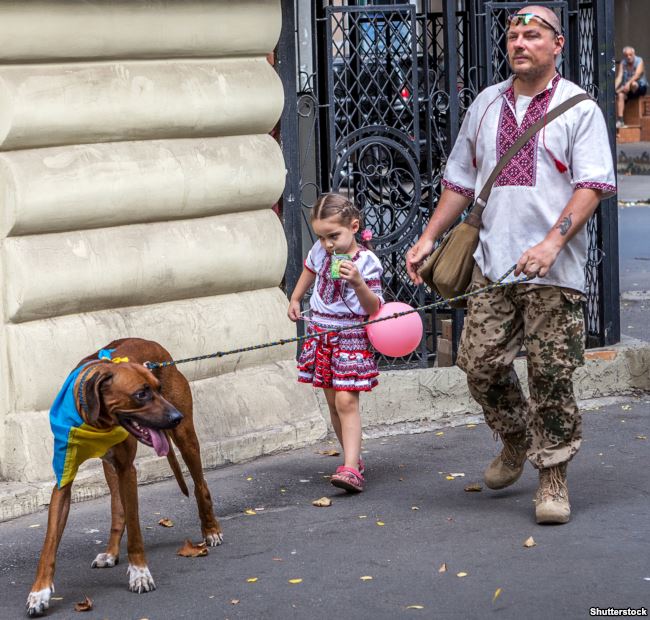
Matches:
[26,338,222,617]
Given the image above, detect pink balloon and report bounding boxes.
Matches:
[366,302,423,357]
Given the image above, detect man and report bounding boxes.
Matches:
[615,46,647,128]
[406,6,615,524]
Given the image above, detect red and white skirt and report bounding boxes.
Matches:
[298,320,379,392]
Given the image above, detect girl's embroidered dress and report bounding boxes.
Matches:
[298,242,384,391]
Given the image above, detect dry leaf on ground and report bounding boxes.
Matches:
[230,599,240,605]
[177,540,208,557]
[438,563,447,573]
[157,518,173,528]
[288,578,303,584]
[247,577,258,583]
[376,521,385,526]
[493,587,502,603]
[244,509,257,515]
[406,605,424,610]
[318,449,340,456]
[74,596,93,612]
[523,536,537,548]
[360,576,373,581]
[464,483,482,492]
[312,497,332,507]
[456,572,468,577]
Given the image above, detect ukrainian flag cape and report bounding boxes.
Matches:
[50,351,129,488]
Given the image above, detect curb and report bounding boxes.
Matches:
[1,340,649,523]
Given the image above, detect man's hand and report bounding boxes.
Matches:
[405,238,435,285]
[515,239,562,278]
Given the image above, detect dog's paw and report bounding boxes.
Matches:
[204,530,224,546]
[91,552,118,568]
[127,564,156,594]
[26,585,53,617]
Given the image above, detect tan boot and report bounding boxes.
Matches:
[535,464,570,524]
[484,431,527,490]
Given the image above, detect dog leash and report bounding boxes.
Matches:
[144,265,532,370]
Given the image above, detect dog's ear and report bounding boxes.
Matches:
[83,370,114,426]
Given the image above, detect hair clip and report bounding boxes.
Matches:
[361,229,373,242]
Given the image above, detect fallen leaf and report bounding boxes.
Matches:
[145,526,154,530]
[621,404,632,410]
[399,477,404,481]
[457,572,468,577]
[246,476,253,481]
[637,435,647,440]
[51,597,64,601]
[312,497,333,507]
[435,432,444,436]
[230,599,240,605]
[411,506,419,511]
[288,578,303,584]
[74,595,93,612]
[244,509,257,515]
[360,575,373,581]
[445,476,455,480]
[376,521,385,526]
[176,540,208,557]
[28,524,41,528]
[158,518,174,528]
[464,483,482,492]
[406,605,424,610]
[449,472,465,477]
[280,488,287,493]
[318,449,340,456]
[438,563,447,573]
[466,424,477,429]
[359,515,367,519]
[523,536,537,548]
[272,557,283,561]
[493,587,502,603]
[247,577,258,583]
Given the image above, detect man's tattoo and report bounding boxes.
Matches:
[556,214,572,236]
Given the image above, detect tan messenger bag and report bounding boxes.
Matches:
[418,93,590,308]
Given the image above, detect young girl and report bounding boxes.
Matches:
[288,193,384,493]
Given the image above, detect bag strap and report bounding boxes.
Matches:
[464,92,591,226]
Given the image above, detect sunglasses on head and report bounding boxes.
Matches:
[508,12,561,37]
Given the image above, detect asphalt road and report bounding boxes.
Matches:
[1,396,649,620]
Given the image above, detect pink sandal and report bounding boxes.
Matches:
[330,466,365,493]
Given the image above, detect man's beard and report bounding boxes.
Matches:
[511,59,555,82]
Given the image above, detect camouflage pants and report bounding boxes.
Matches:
[456,265,586,469]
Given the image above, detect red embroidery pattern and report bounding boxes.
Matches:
[575,182,616,194]
[297,323,379,392]
[442,179,475,199]
[495,74,561,187]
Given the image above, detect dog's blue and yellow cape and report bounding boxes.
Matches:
[50,349,130,488]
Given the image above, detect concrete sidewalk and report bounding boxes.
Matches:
[1,395,649,619]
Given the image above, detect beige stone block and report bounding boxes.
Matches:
[2,360,325,484]
[3,210,286,322]
[5,287,298,413]
[0,135,285,236]
[0,1,281,62]
[0,58,283,150]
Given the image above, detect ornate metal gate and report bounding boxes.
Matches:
[279,0,618,369]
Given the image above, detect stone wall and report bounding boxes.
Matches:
[0,0,325,493]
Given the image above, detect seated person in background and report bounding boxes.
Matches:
[615,46,647,128]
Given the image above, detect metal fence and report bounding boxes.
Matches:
[277,0,619,368]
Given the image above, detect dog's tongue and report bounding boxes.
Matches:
[149,429,170,457]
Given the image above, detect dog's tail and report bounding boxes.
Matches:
[166,433,189,497]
